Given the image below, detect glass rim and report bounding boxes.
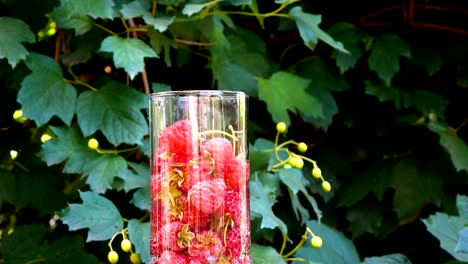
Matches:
[150,90,247,98]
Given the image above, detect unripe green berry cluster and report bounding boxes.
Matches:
[107,230,141,264]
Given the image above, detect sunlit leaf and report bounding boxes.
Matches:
[182,0,219,17]
[60,191,124,242]
[50,5,93,36]
[61,0,115,19]
[252,244,287,264]
[0,17,35,67]
[83,154,127,193]
[362,253,412,264]
[128,219,150,264]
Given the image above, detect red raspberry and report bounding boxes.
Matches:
[224,157,249,190]
[181,159,212,192]
[188,230,225,263]
[156,250,189,264]
[188,178,227,214]
[225,227,250,259]
[181,205,210,231]
[159,222,194,251]
[201,138,234,165]
[158,120,196,162]
[219,190,242,228]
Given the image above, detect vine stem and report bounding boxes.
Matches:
[282,229,309,258]
[66,67,98,91]
[92,21,118,36]
[128,18,151,95]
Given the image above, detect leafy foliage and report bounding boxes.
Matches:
[0,0,467,263]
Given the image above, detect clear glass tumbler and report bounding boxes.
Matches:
[149,91,251,264]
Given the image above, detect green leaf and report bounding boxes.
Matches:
[50,5,93,36]
[456,228,468,254]
[2,224,46,264]
[0,169,17,205]
[250,138,274,172]
[365,79,394,102]
[182,0,219,17]
[423,212,468,261]
[38,235,101,264]
[368,34,411,86]
[99,36,157,79]
[457,195,468,223]
[76,82,148,145]
[121,1,174,32]
[224,0,251,6]
[258,71,323,126]
[412,46,443,76]
[390,157,445,222]
[346,197,392,240]
[0,17,35,67]
[83,154,127,193]
[289,6,347,53]
[61,0,115,19]
[124,162,150,211]
[328,22,368,73]
[250,175,288,233]
[17,53,77,126]
[128,219,150,264]
[148,29,176,67]
[40,126,99,174]
[61,29,106,66]
[60,191,124,242]
[252,244,287,264]
[293,220,361,264]
[362,253,412,264]
[429,122,468,173]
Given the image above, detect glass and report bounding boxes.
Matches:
[149,91,251,264]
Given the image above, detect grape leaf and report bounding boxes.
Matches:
[412,46,443,76]
[250,175,288,233]
[455,228,468,254]
[99,36,158,79]
[0,17,35,67]
[125,162,150,210]
[457,195,468,223]
[61,28,106,66]
[390,157,445,223]
[427,121,468,173]
[76,82,148,145]
[365,79,394,102]
[328,22,368,73]
[50,5,93,36]
[38,235,101,264]
[251,244,287,264]
[346,197,386,239]
[257,71,323,126]
[148,29,176,67]
[40,126,100,174]
[61,0,115,19]
[83,154,127,193]
[362,253,412,264]
[182,0,219,17]
[224,0,251,6]
[17,53,77,126]
[289,6,347,53]
[293,220,361,264]
[60,191,124,242]
[368,34,411,86]
[0,169,17,206]
[121,1,174,32]
[128,219,150,264]
[423,212,468,261]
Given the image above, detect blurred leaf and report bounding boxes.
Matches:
[0,17,35,67]
[346,197,385,239]
[368,34,411,86]
[76,82,148,145]
[289,6,347,53]
[60,191,124,242]
[412,46,443,76]
[18,53,77,126]
[61,29,106,66]
[250,175,288,233]
[362,253,412,264]
[457,195,468,223]
[423,212,468,261]
[455,228,468,254]
[183,0,219,16]
[252,244,287,264]
[128,219,150,264]
[61,0,115,19]
[121,0,174,32]
[38,235,101,264]
[250,138,275,172]
[0,169,17,205]
[99,36,158,79]
[365,80,394,102]
[328,22,368,73]
[390,157,445,222]
[427,121,468,173]
[83,154,127,193]
[50,5,93,36]
[148,29,176,67]
[2,224,46,264]
[258,71,323,126]
[293,220,361,264]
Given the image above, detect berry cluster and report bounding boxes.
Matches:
[151,120,251,264]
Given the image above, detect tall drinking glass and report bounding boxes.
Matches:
[149,91,251,264]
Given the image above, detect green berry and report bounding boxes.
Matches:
[88,138,99,150]
[297,142,308,153]
[312,167,322,179]
[41,134,52,143]
[289,156,304,169]
[283,164,292,169]
[13,109,23,120]
[321,181,331,192]
[130,253,141,264]
[108,250,119,264]
[10,150,18,160]
[121,239,132,252]
[311,236,323,248]
[276,122,286,133]
[46,27,56,36]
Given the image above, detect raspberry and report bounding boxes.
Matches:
[201,138,234,165]
[188,178,227,214]
[188,230,225,262]
[159,222,194,251]
[224,227,250,259]
[158,119,195,161]
[150,236,164,257]
[181,159,212,192]
[220,190,242,228]
[156,250,190,264]
[181,204,210,231]
[224,157,249,190]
